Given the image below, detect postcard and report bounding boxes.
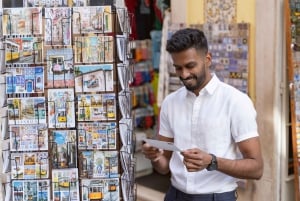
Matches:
[51,129,77,168]
[24,0,68,7]
[81,178,120,201]
[3,7,42,36]
[5,37,43,65]
[46,48,74,88]
[11,152,49,179]
[72,0,89,6]
[9,124,48,151]
[143,138,182,152]
[77,93,116,121]
[93,151,119,178]
[44,7,72,46]
[78,150,119,178]
[48,88,75,128]
[12,180,50,201]
[74,35,114,63]
[79,151,93,178]
[7,97,46,125]
[74,64,114,93]
[52,168,79,201]
[73,6,112,34]
[77,122,117,150]
[6,66,44,94]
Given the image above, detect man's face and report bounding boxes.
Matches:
[171,48,211,95]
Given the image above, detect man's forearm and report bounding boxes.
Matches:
[217,157,263,180]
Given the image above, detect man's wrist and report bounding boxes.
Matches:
[206,153,218,171]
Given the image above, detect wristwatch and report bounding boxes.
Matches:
[206,154,218,171]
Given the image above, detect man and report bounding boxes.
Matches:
[142,28,263,201]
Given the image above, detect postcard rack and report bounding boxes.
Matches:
[0,3,136,201]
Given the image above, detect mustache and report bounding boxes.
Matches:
[180,76,196,81]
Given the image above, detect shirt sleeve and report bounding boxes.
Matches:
[158,96,174,138]
[231,93,259,142]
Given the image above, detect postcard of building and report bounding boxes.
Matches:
[52,168,79,201]
[2,7,42,36]
[74,35,114,63]
[12,180,50,201]
[72,0,89,6]
[24,0,68,7]
[7,97,46,125]
[77,122,117,150]
[93,150,119,178]
[46,48,74,88]
[9,124,48,151]
[51,129,77,168]
[5,37,43,65]
[77,93,116,121]
[6,66,44,94]
[48,88,75,128]
[44,7,71,46]
[74,64,114,93]
[73,6,112,34]
[11,152,49,179]
[81,178,120,201]
[79,150,93,178]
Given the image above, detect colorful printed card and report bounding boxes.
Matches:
[74,36,114,63]
[77,93,117,121]
[11,152,49,179]
[73,6,112,34]
[9,124,48,151]
[78,122,117,150]
[46,48,74,88]
[44,7,71,46]
[52,168,80,201]
[74,64,114,93]
[79,150,119,178]
[93,151,119,178]
[3,7,42,35]
[7,97,46,125]
[48,88,75,128]
[12,180,50,201]
[51,129,77,168]
[6,66,44,94]
[81,178,120,201]
[24,0,68,7]
[5,37,43,65]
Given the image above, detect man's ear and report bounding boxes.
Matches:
[206,52,212,66]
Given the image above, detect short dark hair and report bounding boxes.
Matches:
[166,28,208,54]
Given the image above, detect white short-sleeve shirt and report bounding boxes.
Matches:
[159,75,258,194]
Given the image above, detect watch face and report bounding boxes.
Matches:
[207,162,217,171]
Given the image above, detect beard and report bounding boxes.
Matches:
[180,67,207,92]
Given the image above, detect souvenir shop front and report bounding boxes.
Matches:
[0,0,299,201]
